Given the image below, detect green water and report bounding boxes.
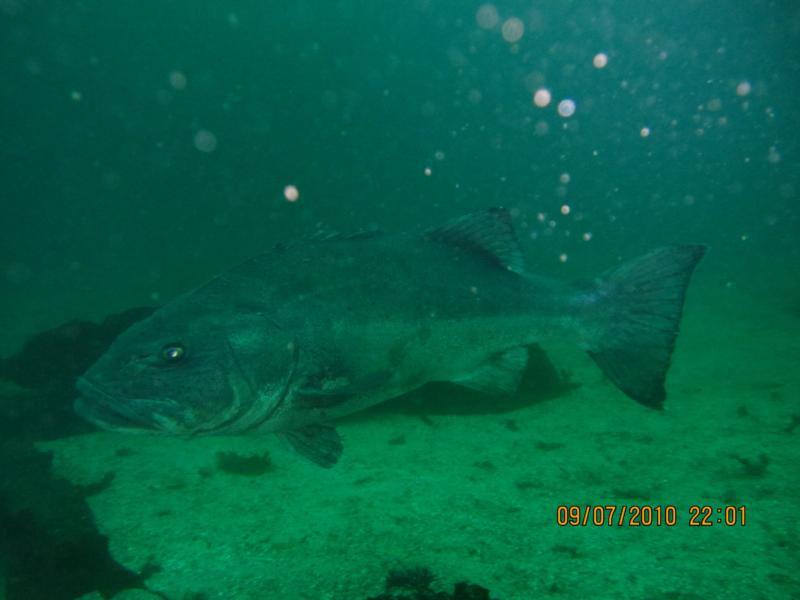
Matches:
[1,1,798,599]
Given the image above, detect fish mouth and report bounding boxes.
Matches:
[75,377,183,434]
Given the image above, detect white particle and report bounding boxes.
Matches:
[560,204,571,215]
[736,80,752,97]
[533,88,551,108]
[593,53,608,68]
[559,172,571,184]
[169,71,187,90]
[582,232,592,241]
[534,121,549,136]
[193,130,217,153]
[424,167,432,176]
[155,90,172,105]
[475,4,499,29]
[640,126,651,137]
[283,185,299,202]
[557,99,576,117]
[501,17,525,43]
[559,253,568,263]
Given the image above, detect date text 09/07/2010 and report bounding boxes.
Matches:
[556,505,747,527]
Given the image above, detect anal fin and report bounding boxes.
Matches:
[454,347,528,395]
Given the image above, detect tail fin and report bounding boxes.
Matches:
[584,245,706,409]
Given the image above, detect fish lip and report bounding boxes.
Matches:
[75,376,165,432]
[75,376,131,414]
[76,376,113,402]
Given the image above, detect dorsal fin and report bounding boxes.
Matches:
[307,227,382,242]
[272,227,382,253]
[426,207,525,273]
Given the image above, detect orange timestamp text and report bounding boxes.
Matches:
[556,504,747,527]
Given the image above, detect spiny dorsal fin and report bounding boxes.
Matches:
[272,227,382,253]
[426,207,525,273]
[307,227,382,242]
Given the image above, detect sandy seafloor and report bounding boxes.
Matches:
[39,276,800,600]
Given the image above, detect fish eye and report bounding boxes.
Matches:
[160,343,185,362]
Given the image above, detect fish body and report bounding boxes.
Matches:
[76,209,705,466]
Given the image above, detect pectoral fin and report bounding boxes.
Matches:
[282,424,343,468]
[294,370,392,408]
[454,347,528,395]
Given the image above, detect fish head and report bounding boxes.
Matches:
[75,303,297,435]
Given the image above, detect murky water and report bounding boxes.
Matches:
[1,1,798,599]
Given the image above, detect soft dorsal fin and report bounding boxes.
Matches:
[426,207,525,273]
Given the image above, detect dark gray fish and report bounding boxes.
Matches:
[75,209,705,467]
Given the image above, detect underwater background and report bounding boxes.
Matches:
[1,1,798,599]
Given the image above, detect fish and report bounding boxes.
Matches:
[75,208,706,467]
